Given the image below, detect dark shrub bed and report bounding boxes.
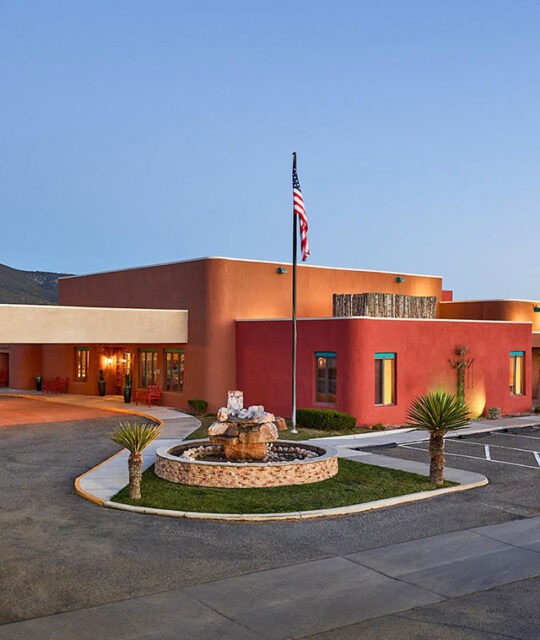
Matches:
[296,408,356,431]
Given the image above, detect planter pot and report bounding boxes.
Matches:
[123,386,132,404]
[35,376,42,392]
[98,381,106,396]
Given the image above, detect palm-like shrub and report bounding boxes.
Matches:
[110,422,161,499]
[406,391,470,485]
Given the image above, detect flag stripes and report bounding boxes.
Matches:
[292,165,310,261]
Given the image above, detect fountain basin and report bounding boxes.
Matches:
[154,440,339,488]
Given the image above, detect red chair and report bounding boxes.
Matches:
[0,370,8,387]
[135,385,162,407]
[43,378,59,393]
[57,377,68,393]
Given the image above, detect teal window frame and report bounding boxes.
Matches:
[315,352,337,404]
[139,348,157,388]
[509,351,525,396]
[375,352,396,406]
[163,349,185,392]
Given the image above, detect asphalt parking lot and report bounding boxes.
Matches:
[401,426,540,470]
[1,408,539,638]
[362,426,540,519]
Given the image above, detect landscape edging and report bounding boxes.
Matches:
[102,472,488,521]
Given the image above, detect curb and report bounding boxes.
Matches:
[103,473,488,522]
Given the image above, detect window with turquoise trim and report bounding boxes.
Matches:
[139,349,157,388]
[164,350,184,392]
[315,352,337,403]
[375,353,396,405]
[509,351,524,396]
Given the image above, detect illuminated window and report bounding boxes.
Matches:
[139,349,157,388]
[75,347,89,382]
[509,351,524,396]
[375,353,396,405]
[164,349,184,392]
[315,352,337,404]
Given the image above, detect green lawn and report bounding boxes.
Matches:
[184,415,373,442]
[111,459,455,514]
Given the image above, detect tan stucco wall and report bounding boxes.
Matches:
[0,305,188,344]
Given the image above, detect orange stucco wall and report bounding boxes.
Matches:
[58,258,443,409]
[440,300,540,332]
[0,343,188,401]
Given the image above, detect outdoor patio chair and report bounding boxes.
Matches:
[135,385,162,407]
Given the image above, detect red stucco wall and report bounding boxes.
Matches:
[236,318,532,425]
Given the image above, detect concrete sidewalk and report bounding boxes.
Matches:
[309,414,540,451]
[1,516,538,640]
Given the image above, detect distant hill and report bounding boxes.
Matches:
[0,264,73,304]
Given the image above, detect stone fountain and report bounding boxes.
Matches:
[154,390,338,488]
[207,390,287,460]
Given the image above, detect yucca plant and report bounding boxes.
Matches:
[406,391,470,485]
[110,422,161,499]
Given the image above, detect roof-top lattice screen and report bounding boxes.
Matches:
[333,293,437,319]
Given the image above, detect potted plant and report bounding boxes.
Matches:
[35,374,42,392]
[123,373,132,404]
[98,369,106,396]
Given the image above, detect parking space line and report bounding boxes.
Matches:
[499,432,540,441]
[534,452,540,467]
[399,444,540,470]
[449,440,537,454]
[484,445,491,461]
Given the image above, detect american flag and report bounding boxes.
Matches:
[293,163,310,261]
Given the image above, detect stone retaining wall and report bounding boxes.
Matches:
[154,440,339,488]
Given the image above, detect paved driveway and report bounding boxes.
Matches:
[0,412,539,637]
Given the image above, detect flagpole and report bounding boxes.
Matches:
[291,151,298,433]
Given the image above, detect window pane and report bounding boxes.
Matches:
[315,354,336,404]
[509,356,515,392]
[383,358,394,405]
[374,359,383,404]
[516,355,523,395]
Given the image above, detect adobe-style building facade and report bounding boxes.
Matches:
[0,257,538,426]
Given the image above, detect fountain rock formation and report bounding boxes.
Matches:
[208,390,287,460]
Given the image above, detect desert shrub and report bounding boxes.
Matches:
[487,407,502,420]
[371,423,386,431]
[534,406,540,414]
[296,408,356,431]
[187,399,208,415]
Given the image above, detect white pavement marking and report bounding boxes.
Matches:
[534,452,540,467]
[399,444,540,470]
[499,432,540,441]
[484,445,491,461]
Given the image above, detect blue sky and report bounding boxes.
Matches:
[1,0,539,299]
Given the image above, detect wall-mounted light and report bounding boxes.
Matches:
[396,276,405,283]
[107,357,113,367]
[277,267,288,274]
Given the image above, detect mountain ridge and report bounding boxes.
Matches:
[0,264,73,304]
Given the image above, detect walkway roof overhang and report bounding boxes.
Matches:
[0,304,188,344]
